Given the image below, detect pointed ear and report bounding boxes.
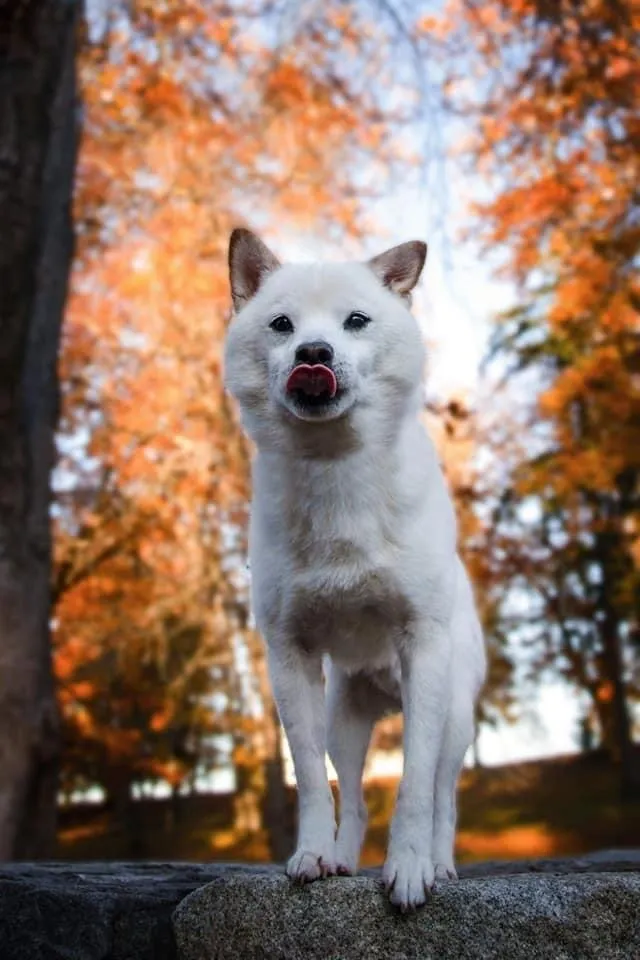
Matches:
[228,228,281,311]
[367,240,427,299]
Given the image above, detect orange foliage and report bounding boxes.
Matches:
[55,1,423,801]
[428,0,639,761]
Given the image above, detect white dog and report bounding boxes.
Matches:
[224,228,486,911]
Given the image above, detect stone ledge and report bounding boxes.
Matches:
[0,855,638,960]
[174,870,640,960]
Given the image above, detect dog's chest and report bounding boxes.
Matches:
[253,451,419,669]
[282,507,413,670]
[286,572,410,670]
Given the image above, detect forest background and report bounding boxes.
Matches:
[0,0,638,863]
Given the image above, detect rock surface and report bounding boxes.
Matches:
[0,862,263,960]
[0,855,639,959]
[174,868,640,960]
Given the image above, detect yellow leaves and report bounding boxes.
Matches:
[601,294,639,335]
[69,681,96,701]
[415,14,450,40]
[327,10,350,31]
[606,56,634,81]
[55,637,92,682]
[596,681,615,704]
[264,62,307,110]
[539,342,635,418]
[55,0,438,794]
[515,446,612,500]
[204,18,234,47]
[150,708,172,733]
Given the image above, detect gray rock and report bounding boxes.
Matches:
[1,857,639,959]
[173,869,640,960]
[0,862,265,960]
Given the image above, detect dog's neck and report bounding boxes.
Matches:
[253,409,425,498]
[251,411,433,547]
[246,387,425,463]
[270,415,366,460]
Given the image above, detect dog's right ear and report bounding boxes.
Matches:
[228,228,281,311]
[367,240,427,302]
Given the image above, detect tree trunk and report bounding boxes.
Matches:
[598,623,640,800]
[0,0,80,859]
[262,704,292,862]
[105,770,144,857]
[594,525,640,801]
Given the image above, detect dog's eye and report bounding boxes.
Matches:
[344,311,371,331]
[269,314,294,334]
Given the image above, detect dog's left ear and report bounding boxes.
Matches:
[229,228,281,311]
[367,241,427,300]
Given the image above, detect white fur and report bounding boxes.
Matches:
[224,235,486,911]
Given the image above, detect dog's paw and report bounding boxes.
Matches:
[383,848,435,911]
[434,862,458,884]
[286,846,336,884]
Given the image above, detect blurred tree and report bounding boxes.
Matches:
[54,477,239,848]
[430,0,640,794]
[0,0,80,858]
[55,0,429,855]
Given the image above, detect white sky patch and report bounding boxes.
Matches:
[85,0,111,44]
[477,682,583,767]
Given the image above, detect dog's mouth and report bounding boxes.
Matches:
[285,363,340,411]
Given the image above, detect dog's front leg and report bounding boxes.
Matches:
[383,623,451,910]
[267,642,336,882]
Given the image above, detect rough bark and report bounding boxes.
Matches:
[0,0,80,858]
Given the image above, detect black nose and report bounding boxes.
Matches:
[295,340,334,366]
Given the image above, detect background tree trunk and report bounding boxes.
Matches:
[597,622,640,800]
[262,704,292,862]
[595,527,640,801]
[0,0,80,858]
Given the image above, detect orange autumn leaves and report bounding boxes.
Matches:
[426,0,639,756]
[55,1,422,798]
[431,0,639,496]
[54,0,638,802]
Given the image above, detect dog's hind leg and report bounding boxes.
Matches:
[326,665,389,876]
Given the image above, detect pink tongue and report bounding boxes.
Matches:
[286,363,337,398]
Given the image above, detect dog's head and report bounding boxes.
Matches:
[224,229,427,446]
